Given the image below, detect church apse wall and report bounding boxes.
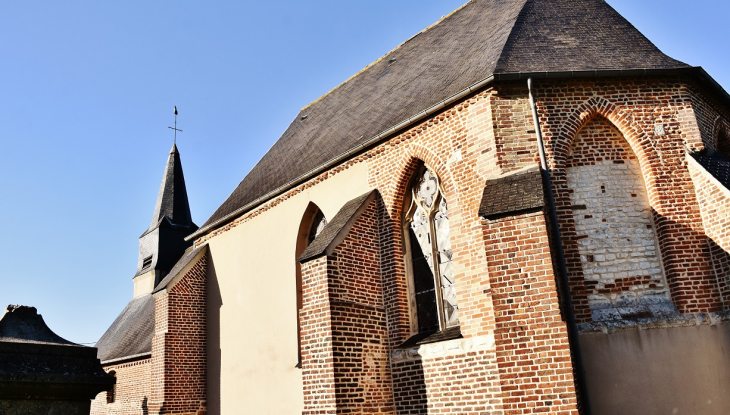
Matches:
[195,76,730,414]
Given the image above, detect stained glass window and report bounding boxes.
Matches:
[404,166,459,333]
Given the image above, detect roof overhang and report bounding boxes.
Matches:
[189,66,729,241]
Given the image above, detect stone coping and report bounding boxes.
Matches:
[578,311,730,334]
[391,333,495,363]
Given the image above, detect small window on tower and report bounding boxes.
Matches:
[142,256,153,270]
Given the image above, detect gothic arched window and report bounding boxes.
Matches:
[404,165,458,333]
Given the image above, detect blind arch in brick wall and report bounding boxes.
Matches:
[294,201,326,367]
[561,114,674,322]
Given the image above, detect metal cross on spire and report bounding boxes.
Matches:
[168,106,182,145]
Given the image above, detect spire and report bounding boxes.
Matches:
[134,144,198,282]
[149,143,194,230]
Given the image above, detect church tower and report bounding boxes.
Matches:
[132,144,198,297]
[93,142,206,413]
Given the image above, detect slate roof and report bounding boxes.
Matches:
[299,191,376,262]
[197,0,690,236]
[153,244,208,294]
[96,295,154,363]
[479,166,544,219]
[692,151,730,189]
[135,144,198,278]
[144,144,196,236]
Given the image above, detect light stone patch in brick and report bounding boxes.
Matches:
[390,333,495,363]
[567,158,674,321]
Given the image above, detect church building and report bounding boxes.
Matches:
[91,0,730,414]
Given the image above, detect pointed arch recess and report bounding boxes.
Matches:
[551,97,671,207]
[294,202,327,366]
[555,111,672,322]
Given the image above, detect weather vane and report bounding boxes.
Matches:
[168,106,182,145]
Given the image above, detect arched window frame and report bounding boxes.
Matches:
[402,164,459,335]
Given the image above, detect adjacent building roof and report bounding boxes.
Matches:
[479,166,544,220]
[0,306,114,401]
[299,191,377,263]
[692,151,730,189]
[198,0,689,236]
[96,295,154,363]
[0,305,78,346]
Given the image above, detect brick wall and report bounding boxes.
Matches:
[532,78,723,315]
[392,339,503,414]
[300,199,395,414]
[197,75,730,414]
[90,358,152,415]
[484,212,579,414]
[149,254,208,415]
[686,84,730,153]
[688,158,730,309]
[300,256,337,414]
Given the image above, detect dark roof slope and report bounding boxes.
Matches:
[147,144,195,235]
[494,0,687,73]
[480,166,544,219]
[201,0,689,233]
[692,151,730,189]
[96,295,154,363]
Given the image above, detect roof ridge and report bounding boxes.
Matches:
[301,0,474,112]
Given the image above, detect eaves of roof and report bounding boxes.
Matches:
[189,66,729,241]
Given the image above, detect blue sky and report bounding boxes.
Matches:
[1,0,728,344]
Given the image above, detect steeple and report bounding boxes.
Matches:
[132,144,198,296]
[149,143,194,230]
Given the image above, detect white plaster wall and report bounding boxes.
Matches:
[567,159,672,321]
[206,162,371,414]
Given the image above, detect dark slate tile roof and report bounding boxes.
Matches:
[153,244,208,294]
[145,144,196,236]
[136,144,198,278]
[201,0,689,234]
[494,0,687,73]
[479,166,544,219]
[96,295,154,363]
[298,191,376,263]
[692,151,730,189]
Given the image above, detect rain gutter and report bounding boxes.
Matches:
[528,77,591,415]
[188,66,724,241]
